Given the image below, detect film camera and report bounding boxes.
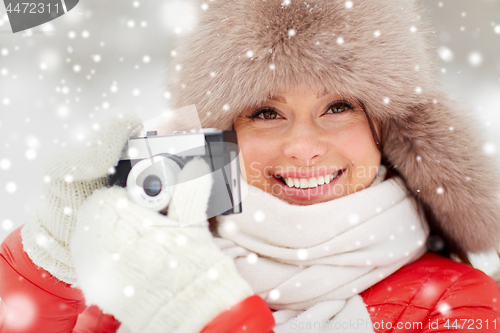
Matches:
[108,127,243,218]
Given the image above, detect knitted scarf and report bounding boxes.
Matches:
[214,174,429,332]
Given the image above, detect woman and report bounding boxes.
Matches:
[1,0,500,332]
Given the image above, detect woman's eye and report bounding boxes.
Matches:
[246,108,283,120]
[324,102,352,114]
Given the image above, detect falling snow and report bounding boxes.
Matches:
[207,268,219,280]
[5,182,17,193]
[246,253,258,264]
[253,210,265,222]
[0,159,11,170]
[123,286,135,297]
[468,52,483,66]
[438,46,454,62]
[2,219,13,230]
[297,249,308,260]
[269,289,280,300]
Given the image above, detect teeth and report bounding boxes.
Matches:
[282,171,341,189]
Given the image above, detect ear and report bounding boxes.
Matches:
[381,93,500,253]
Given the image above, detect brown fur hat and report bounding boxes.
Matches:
[167,0,500,254]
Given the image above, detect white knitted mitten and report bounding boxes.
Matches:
[21,112,142,284]
[71,158,253,333]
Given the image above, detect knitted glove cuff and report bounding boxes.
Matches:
[143,256,253,333]
[21,177,108,284]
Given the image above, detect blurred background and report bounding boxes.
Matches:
[0,0,500,290]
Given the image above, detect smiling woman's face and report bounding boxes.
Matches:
[233,90,382,205]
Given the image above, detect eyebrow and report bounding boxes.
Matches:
[268,90,331,104]
[268,95,287,103]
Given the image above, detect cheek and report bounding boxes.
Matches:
[236,128,277,179]
[330,121,381,170]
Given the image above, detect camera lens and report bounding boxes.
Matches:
[143,175,162,197]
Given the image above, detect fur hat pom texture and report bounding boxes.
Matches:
[168,0,500,254]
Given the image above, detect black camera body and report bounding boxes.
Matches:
[108,128,242,218]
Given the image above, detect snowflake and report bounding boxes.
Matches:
[207,268,219,280]
[345,1,353,9]
[484,142,495,155]
[438,302,450,314]
[5,182,17,193]
[253,210,265,222]
[348,213,359,225]
[176,234,187,246]
[468,52,483,66]
[123,286,135,297]
[2,219,13,230]
[35,233,48,247]
[0,159,11,170]
[81,30,90,38]
[57,105,70,118]
[269,289,280,300]
[297,249,308,260]
[373,30,381,38]
[438,46,454,62]
[25,150,36,160]
[288,29,296,37]
[169,260,178,268]
[246,253,258,264]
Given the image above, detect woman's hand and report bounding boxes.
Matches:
[21,111,142,284]
[70,158,254,333]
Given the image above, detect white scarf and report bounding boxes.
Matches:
[213,173,429,332]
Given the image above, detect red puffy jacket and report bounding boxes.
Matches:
[1,225,500,332]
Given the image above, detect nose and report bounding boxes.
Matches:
[282,123,328,165]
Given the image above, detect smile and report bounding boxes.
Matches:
[275,170,345,189]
